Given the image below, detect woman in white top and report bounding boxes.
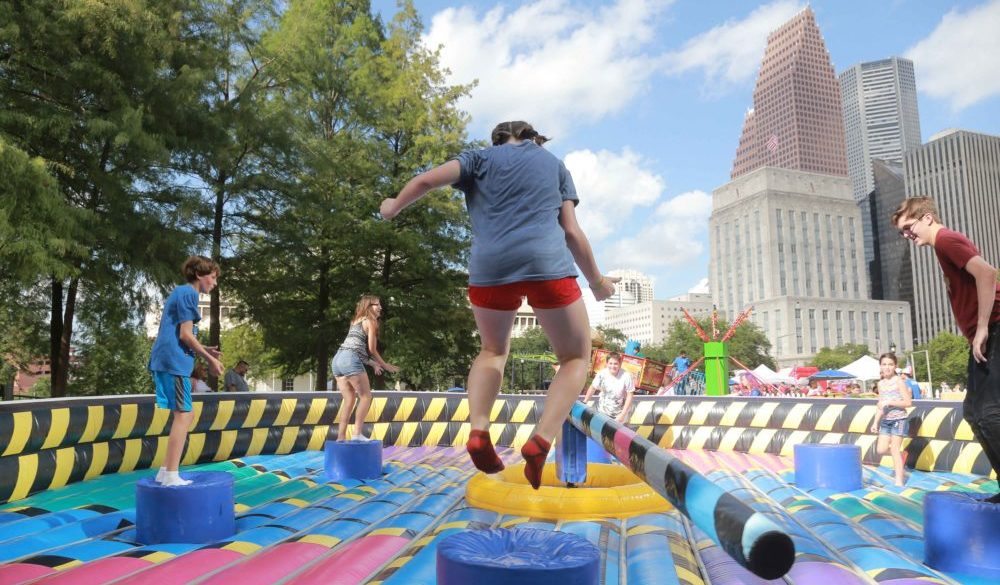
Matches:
[191,362,212,393]
[582,353,636,423]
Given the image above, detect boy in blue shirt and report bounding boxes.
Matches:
[149,256,224,486]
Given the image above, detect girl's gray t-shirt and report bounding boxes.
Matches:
[453,141,579,286]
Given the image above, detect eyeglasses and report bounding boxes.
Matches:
[898,221,918,240]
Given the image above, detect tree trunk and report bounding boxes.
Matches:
[53,277,79,397]
[209,178,226,390]
[49,278,64,397]
[315,260,330,391]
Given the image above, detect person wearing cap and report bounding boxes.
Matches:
[898,366,921,400]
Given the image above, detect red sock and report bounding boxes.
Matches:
[467,429,505,474]
[521,435,551,490]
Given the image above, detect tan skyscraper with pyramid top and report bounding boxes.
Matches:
[731,6,848,179]
[711,6,912,367]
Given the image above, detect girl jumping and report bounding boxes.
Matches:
[380,121,616,489]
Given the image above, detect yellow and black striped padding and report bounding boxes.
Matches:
[0,393,987,506]
[622,397,992,478]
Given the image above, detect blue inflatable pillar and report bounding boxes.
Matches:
[586,437,612,464]
[324,439,382,482]
[925,491,1000,580]
[556,420,588,485]
[136,471,235,544]
[437,528,600,585]
[794,444,862,491]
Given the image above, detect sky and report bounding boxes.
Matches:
[373,0,1000,303]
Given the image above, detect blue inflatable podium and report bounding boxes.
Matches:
[437,528,600,585]
[924,491,1000,580]
[135,471,235,544]
[324,439,383,482]
[794,444,862,491]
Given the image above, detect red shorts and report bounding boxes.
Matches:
[468,277,582,311]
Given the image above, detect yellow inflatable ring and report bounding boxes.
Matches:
[465,463,671,520]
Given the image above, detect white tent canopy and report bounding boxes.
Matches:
[752,364,795,384]
[840,355,880,381]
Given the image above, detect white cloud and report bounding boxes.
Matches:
[424,0,672,135]
[688,277,710,294]
[563,148,665,241]
[561,148,710,270]
[604,190,712,269]
[905,0,1000,111]
[661,0,804,88]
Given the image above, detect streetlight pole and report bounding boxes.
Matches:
[909,349,932,393]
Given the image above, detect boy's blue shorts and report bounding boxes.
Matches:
[152,371,192,412]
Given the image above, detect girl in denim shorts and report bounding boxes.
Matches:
[869,353,913,486]
[331,295,399,441]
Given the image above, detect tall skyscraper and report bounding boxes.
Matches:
[840,58,922,293]
[731,7,848,179]
[840,58,922,203]
[902,129,1000,345]
[865,159,912,305]
[713,8,912,366]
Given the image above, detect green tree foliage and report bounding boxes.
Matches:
[230,0,476,391]
[595,326,627,352]
[0,140,84,283]
[811,343,871,371]
[70,281,153,396]
[218,322,279,381]
[0,140,82,399]
[173,0,287,366]
[911,331,969,386]
[503,327,556,392]
[510,327,554,356]
[650,316,776,370]
[1,0,209,395]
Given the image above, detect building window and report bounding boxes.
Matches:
[809,309,817,353]
[795,308,803,354]
[282,378,294,392]
[886,313,894,349]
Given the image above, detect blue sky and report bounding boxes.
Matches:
[373,0,1000,301]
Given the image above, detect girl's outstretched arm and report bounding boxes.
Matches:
[380,160,461,220]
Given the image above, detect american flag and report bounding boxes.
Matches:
[766,134,779,152]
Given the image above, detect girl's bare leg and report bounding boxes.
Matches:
[520,298,591,489]
[336,376,356,441]
[465,306,516,473]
